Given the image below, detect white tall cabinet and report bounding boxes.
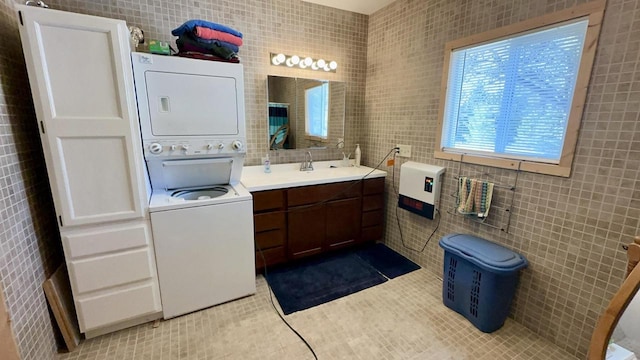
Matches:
[16,5,162,337]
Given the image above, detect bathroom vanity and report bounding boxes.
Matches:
[242,162,386,269]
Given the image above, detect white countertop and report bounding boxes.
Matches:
[241,160,387,192]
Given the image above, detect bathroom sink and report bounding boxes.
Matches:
[241,160,386,191]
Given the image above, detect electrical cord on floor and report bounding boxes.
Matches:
[391,152,441,253]
[252,146,399,360]
[255,242,318,360]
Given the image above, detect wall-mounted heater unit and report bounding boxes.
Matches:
[398,161,445,220]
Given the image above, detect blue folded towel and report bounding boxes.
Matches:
[172,19,243,38]
[195,37,240,53]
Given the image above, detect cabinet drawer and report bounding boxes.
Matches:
[254,212,285,232]
[363,194,384,212]
[76,282,161,332]
[362,209,384,227]
[253,190,285,212]
[363,177,385,195]
[288,181,360,207]
[255,247,287,269]
[69,249,154,294]
[63,221,150,259]
[255,229,285,250]
[362,225,384,242]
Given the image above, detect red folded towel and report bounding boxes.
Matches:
[194,26,243,46]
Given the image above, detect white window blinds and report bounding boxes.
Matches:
[441,18,588,163]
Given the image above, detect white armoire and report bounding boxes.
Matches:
[16,5,162,337]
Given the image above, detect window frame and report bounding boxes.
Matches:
[304,82,330,142]
[434,0,606,177]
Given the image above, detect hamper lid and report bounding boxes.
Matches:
[439,233,528,273]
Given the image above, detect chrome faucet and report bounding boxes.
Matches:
[300,151,314,171]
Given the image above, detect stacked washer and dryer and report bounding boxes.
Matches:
[131,52,256,319]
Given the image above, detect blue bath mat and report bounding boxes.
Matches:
[355,243,420,279]
[266,251,387,315]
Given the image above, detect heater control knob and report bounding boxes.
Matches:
[149,143,163,154]
[231,140,243,151]
[207,144,214,150]
[217,143,225,149]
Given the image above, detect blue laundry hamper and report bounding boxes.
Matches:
[439,234,528,333]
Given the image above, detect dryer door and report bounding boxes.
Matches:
[144,71,239,136]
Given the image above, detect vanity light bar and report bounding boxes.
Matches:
[270,52,337,73]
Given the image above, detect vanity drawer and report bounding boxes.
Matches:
[253,189,285,212]
[288,181,360,206]
[254,212,285,232]
[255,229,286,249]
[362,209,384,227]
[361,225,384,242]
[363,194,384,212]
[255,246,286,269]
[363,177,385,195]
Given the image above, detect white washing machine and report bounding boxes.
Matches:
[149,183,254,319]
[131,52,255,319]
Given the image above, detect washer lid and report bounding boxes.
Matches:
[161,158,232,189]
[439,233,528,273]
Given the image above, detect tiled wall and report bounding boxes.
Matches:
[1,0,368,358]
[366,0,639,357]
[0,1,64,359]
[50,0,369,167]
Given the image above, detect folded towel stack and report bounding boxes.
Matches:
[172,19,243,62]
[457,177,494,218]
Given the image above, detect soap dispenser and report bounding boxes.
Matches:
[263,153,271,173]
[354,144,361,168]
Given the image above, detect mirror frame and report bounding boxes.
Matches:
[588,236,640,359]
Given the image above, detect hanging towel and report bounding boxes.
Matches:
[172,19,243,38]
[473,180,494,218]
[457,177,494,218]
[194,26,243,46]
[457,177,477,215]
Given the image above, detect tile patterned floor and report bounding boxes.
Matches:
[57,269,578,360]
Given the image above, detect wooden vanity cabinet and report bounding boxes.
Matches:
[251,178,385,269]
[288,181,362,259]
[362,177,385,242]
[252,189,287,269]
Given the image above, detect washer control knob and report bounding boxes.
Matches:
[217,143,225,149]
[231,140,243,151]
[181,144,189,150]
[149,143,163,154]
[207,144,214,150]
[170,144,177,151]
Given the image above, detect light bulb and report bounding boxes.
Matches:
[276,53,286,63]
[291,55,300,65]
[286,58,294,67]
[304,57,313,66]
[271,56,281,65]
[323,64,331,71]
[329,61,338,70]
[299,61,307,69]
[317,59,326,68]
[311,61,319,70]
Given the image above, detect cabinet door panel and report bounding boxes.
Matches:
[288,206,325,258]
[17,5,146,226]
[253,190,285,212]
[363,177,385,195]
[326,198,361,249]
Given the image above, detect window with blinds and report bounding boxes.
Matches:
[441,19,588,163]
[435,1,605,177]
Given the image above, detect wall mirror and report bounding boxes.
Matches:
[589,236,640,360]
[267,75,345,150]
